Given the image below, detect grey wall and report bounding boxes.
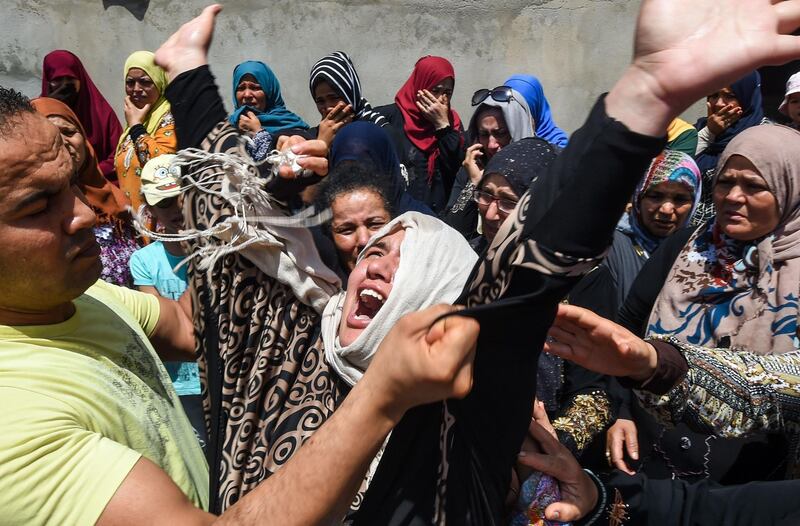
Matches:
[0,0,704,134]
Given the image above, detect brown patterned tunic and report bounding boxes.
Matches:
[181,119,348,511]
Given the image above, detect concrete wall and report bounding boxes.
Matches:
[0,0,704,135]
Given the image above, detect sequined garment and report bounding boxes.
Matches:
[95,222,140,288]
[552,391,613,454]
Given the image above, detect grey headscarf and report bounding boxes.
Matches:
[468,88,535,144]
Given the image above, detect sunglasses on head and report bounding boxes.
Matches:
[471,86,514,106]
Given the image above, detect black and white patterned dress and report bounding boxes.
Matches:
[167,67,664,522]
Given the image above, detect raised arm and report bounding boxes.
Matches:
[370,0,800,522]
[98,304,480,526]
[446,1,800,521]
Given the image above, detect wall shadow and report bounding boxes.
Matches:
[102,0,150,21]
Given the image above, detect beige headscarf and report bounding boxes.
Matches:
[139,150,478,373]
[648,124,800,354]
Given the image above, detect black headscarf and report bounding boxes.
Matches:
[480,137,558,197]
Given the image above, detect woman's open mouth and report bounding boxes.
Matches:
[346,287,386,329]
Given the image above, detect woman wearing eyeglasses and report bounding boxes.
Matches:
[114,51,177,217]
[374,56,465,215]
[445,85,537,238]
[469,137,556,251]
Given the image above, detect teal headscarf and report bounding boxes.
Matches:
[229,60,309,133]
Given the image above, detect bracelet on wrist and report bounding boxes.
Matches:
[575,468,606,526]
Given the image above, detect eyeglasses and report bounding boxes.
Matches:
[472,189,518,215]
[477,128,511,141]
[471,86,514,106]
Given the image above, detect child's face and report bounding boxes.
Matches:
[787,92,800,125]
[149,196,184,235]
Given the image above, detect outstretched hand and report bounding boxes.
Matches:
[544,304,657,381]
[608,0,800,136]
[155,4,222,81]
[634,0,800,105]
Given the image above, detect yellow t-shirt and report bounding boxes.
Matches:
[0,280,209,525]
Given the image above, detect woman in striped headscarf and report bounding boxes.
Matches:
[308,51,386,145]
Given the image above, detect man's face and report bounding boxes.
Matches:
[0,112,100,315]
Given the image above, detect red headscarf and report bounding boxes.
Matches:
[394,56,462,181]
[41,50,123,178]
[31,97,130,224]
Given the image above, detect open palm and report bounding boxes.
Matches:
[633,0,800,109]
[154,4,221,81]
[544,304,656,381]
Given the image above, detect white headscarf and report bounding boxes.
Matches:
[321,212,479,386]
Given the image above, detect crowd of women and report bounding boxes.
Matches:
[21,1,800,522]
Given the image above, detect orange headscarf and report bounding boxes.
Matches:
[32,97,131,223]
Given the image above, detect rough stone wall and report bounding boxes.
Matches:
[0,0,703,134]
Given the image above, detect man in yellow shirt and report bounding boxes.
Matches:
[0,280,208,523]
[0,83,208,523]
